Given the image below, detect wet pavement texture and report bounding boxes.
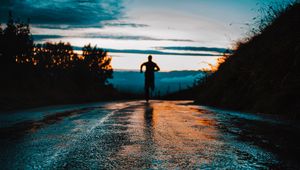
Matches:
[0,100,299,169]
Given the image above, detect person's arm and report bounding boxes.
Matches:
[155,64,160,72]
[140,63,145,73]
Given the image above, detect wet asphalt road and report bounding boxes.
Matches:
[0,100,299,169]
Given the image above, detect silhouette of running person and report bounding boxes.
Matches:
[140,55,160,102]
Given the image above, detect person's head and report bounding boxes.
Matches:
[148,55,152,61]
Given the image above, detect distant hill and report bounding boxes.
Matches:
[110,70,204,96]
[195,3,300,115]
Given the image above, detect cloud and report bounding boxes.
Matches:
[32,34,64,41]
[71,46,220,56]
[33,25,97,30]
[0,0,124,27]
[157,46,234,53]
[32,33,194,42]
[82,34,193,41]
[105,49,219,56]
[103,22,149,28]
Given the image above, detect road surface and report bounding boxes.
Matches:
[0,100,299,169]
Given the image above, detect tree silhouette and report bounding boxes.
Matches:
[0,23,3,35]
[15,19,33,65]
[82,44,113,84]
[1,11,33,66]
[34,42,75,69]
[0,11,117,110]
[0,23,3,58]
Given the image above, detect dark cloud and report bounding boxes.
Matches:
[105,49,219,56]
[83,34,163,40]
[104,22,149,28]
[163,39,194,42]
[71,46,220,56]
[84,34,194,42]
[0,0,124,27]
[33,22,149,29]
[158,46,234,53]
[32,35,64,41]
[33,25,75,30]
[33,33,194,42]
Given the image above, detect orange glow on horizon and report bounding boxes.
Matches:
[201,54,230,72]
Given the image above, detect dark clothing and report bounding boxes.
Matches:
[145,73,155,90]
[140,61,160,101]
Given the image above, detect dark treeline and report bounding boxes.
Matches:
[195,3,300,116]
[0,12,121,111]
[166,2,300,116]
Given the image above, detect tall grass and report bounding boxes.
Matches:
[251,0,296,35]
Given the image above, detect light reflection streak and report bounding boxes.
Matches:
[116,101,222,168]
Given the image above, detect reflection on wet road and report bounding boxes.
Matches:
[0,100,299,169]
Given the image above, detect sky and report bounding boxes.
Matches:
[0,0,291,71]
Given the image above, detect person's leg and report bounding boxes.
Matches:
[150,77,155,98]
[145,86,149,102]
[150,82,155,99]
[145,76,151,102]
